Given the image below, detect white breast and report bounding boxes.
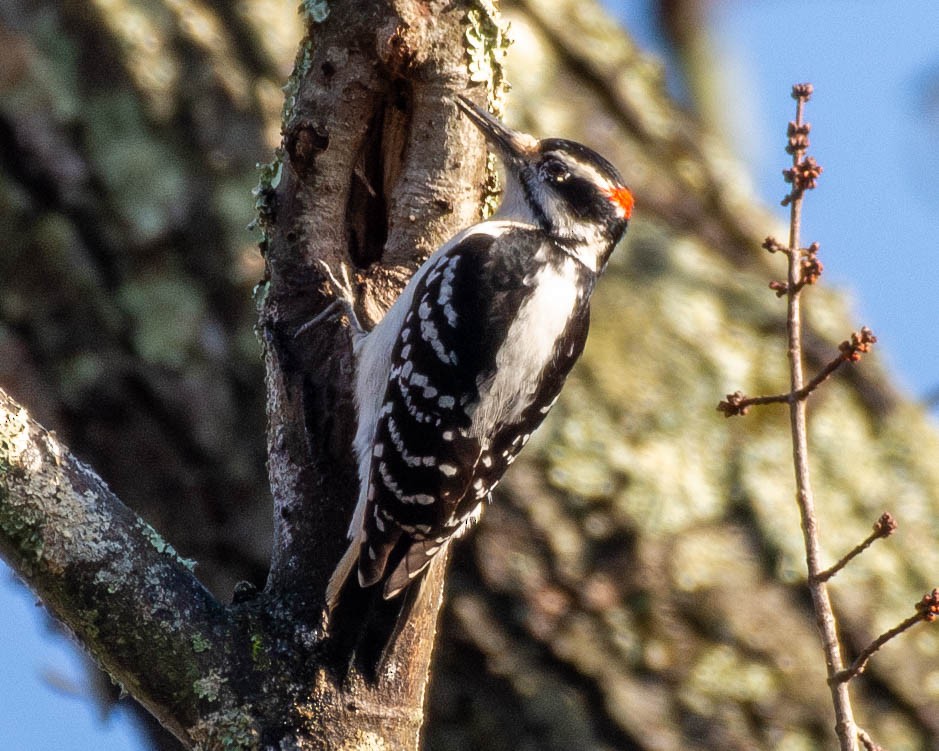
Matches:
[470,253,580,436]
[349,220,531,539]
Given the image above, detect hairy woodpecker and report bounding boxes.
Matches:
[326,96,633,619]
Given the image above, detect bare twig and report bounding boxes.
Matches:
[832,589,939,684]
[857,728,887,751]
[717,327,877,417]
[783,82,858,751]
[815,513,897,583]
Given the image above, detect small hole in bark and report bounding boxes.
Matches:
[287,124,330,180]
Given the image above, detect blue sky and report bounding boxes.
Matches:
[717,1,939,405]
[616,0,939,405]
[0,570,146,749]
[1,2,937,748]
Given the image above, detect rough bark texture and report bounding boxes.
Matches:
[253,0,501,744]
[1,0,503,749]
[3,1,939,750]
[0,392,226,742]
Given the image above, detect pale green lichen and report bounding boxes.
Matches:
[94,567,123,594]
[463,0,512,218]
[1,404,130,580]
[191,633,211,653]
[251,280,270,312]
[281,38,314,126]
[464,0,510,109]
[0,499,44,571]
[141,522,170,554]
[250,31,310,238]
[249,152,285,239]
[193,669,226,701]
[189,708,260,751]
[249,632,270,670]
[1,408,49,571]
[300,0,330,24]
[138,520,197,572]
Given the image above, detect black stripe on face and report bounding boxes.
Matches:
[553,175,606,219]
[535,142,631,240]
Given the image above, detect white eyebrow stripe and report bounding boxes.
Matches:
[545,150,616,193]
[576,162,613,191]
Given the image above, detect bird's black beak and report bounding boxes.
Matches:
[454,96,537,163]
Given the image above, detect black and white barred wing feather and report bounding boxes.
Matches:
[327,224,594,608]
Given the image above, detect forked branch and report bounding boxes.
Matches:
[718,327,877,417]
[719,81,939,751]
[718,83,864,751]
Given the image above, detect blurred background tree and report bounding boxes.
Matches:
[1,1,938,749]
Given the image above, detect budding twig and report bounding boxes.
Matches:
[781,84,823,208]
[781,156,823,206]
[764,238,823,296]
[717,327,877,417]
[831,589,939,685]
[779,83,858,751]
[717,83,904,751]
[814,513,897,583]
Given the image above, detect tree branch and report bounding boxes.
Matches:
[0,390,227,744]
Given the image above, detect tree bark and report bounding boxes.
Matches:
[252,0,505,744]
[0,392,225,742]
[1,0,505,748]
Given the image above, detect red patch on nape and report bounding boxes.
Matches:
[608,186,634,220]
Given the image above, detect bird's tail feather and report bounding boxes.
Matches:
[323,537,421,682]
[325,538,360,613]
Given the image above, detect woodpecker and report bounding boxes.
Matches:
[325,96,633,624]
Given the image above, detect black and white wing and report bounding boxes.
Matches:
[355,226,594,599]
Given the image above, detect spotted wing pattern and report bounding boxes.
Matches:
[358,229,594,598]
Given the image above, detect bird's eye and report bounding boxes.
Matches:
[541,158,569,183]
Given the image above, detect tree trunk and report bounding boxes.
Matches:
[1,0,506,748]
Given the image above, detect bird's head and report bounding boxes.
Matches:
[455,95,633,272]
